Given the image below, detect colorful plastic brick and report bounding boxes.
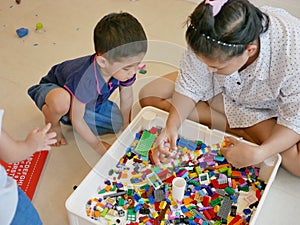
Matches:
[135,130,156,157]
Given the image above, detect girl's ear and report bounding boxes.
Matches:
[246,44,258,57]
[96,55,107,68]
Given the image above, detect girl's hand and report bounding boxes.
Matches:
[153,128,178,167]
[220,136,262,168]
[25,123,57,151]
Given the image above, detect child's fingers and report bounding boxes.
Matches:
[48,138,57,145]
[155,137,171,157]
[152,150,162,167]
[158,143,172,157]
[31,128,40,134]
[220,146,229,157]
[47,131,57,139]
[41,123,52,133]
[223,136,237,145]
[170,136,178,151]
[220,136,236,156]
[153,143,172,166]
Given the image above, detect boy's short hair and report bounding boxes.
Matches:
[94,12,147,62]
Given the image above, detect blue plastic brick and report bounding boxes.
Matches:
[16,28,29,38]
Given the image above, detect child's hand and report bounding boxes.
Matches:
[25,123,57,151]
[220,136,262,168]
[153,128,178,167]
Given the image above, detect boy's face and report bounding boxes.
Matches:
[98,53,145,82]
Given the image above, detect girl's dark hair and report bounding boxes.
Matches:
[186,0,269,60]
[94,12,147,61]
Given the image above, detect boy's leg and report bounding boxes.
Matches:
[83,100,122,152]
[28,84,71,146]
[10,187,42,225]
[42,88,71,146]
[84,100,123,135]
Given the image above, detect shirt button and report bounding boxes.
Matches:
[237,82,241,85]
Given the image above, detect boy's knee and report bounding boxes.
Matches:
[47,97,70,115]
[46,91,70,114]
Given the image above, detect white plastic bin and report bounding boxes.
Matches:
[66,106,281,225]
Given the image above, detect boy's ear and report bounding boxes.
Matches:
[96,55,107,68]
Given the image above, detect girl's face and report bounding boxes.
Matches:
[97,53,145,82]
[196,44,259,75]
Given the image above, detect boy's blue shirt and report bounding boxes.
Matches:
[39,54,136,111]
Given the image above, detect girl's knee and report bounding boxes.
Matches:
[280,144,300,177]
[139,84,151,102]
[139,83,162,107]
[139,76,176,108]
[139,94,155,108]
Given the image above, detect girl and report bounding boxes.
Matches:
[139,0,300,176]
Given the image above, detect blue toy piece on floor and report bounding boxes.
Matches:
[16,28,29,38]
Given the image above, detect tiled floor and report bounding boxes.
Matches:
[0,1,299,225]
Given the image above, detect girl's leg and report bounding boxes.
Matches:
[243,119,300,177]
[139,71,222,126]
[280,143,300,177]
[42,88,71,146]
[139,71,177,112]
[243,118,277,145]
[202,94,255,142]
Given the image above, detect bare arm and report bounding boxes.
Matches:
[119,86,133,130]
[166,91,196,133]
[70,96,106,155]
[0,123,57,163]
[154,91,196,166]
[221,124,300,167]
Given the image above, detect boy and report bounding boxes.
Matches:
[28,12,147,155]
